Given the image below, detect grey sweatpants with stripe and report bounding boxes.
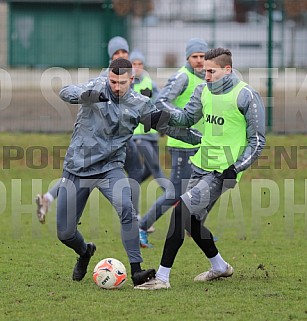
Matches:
[56,168,142,263]
[181,168,228,221]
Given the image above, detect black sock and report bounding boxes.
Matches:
[160,200,219,268]
[130,262,142,276]
[160,200,186,268]
[189,213,218,259]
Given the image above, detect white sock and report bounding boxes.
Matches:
[209,253,228,272]
[44,192,54,203]
[156,265,171,282]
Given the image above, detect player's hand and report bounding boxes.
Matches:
[186,128,202,145]
[144,110,170,133]
[79,90,109,103]
[221,165,237,189]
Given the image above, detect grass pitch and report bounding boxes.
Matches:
[0,133,306,321]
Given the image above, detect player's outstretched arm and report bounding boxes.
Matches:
[59,77,108,105]
[78,90,109,104]
[59,85,83,104]
[142,109,202,145]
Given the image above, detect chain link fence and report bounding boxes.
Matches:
[0,0,307,133]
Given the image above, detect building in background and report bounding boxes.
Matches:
[0,0,307,133]
[0,0,129,68]
[1,0,307,69]
[132,0,307,68]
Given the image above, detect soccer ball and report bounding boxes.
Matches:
[93,258,127,289]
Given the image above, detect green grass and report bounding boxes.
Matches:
[0,133,307,321]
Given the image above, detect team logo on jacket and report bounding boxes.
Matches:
[205,114,224,125]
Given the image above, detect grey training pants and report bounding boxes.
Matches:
[56,168,142,263]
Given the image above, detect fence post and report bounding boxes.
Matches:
[266,0,274,132]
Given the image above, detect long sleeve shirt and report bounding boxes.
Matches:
[169,72,266,173]
[59,76,201,176]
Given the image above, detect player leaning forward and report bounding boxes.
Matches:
[56,58,201,286]
[135,48,266,290]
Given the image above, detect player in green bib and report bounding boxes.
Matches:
[135,48,265,290]
[139,38,208,247]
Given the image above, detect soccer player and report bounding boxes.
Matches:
[35,36,131,224]
[55,57,201,285]
[138,38,208,247]
[134,48,266,290]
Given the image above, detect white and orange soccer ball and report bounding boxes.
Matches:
[93,258,127,289]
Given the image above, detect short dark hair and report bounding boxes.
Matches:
[109,58,132,76]
[205,48,232,67]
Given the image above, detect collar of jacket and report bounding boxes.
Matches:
[206,71,240,95]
